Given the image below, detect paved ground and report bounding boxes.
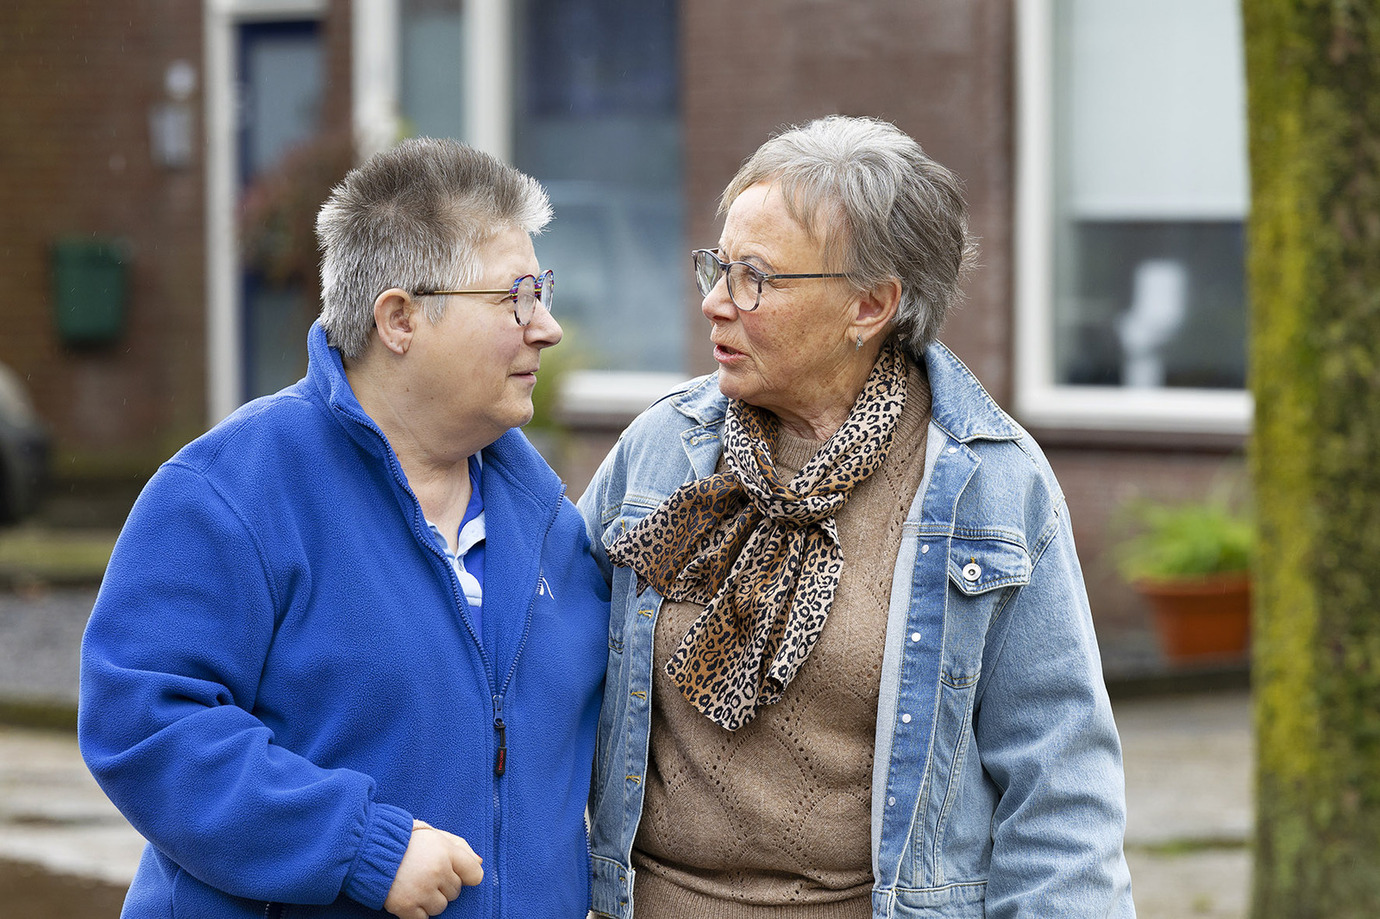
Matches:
[0,725,146,886]
[0,587,1253,917]
[0,587,93,709]
[1118,690,1252,918]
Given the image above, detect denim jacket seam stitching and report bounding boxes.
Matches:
[929,695,975,886]
[910,713,939,887]
[1027,499,1065,567]
[951,529,1025,545]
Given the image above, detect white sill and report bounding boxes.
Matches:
[1014,385,1252,435]
[557,370,692,426]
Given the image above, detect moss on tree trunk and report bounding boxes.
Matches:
[1243,1,1380,916]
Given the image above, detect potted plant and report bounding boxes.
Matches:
[1114,493,1253,663]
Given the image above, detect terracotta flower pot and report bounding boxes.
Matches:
[1135,572,1251,663]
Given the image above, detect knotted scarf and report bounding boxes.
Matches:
[606,340,908,730]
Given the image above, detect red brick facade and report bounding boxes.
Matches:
[1,1,207,466]
[2,0,1246,650]
[682,0,1015,400]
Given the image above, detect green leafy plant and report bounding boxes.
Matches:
[1115,496,1253,584]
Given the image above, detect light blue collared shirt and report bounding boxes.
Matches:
[427,453,485,638]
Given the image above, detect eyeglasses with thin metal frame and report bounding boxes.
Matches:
[692,248,848,312]
[412,269,555,326]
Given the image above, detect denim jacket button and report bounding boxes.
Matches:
[963,562,982,581]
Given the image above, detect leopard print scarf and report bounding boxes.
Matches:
[606,340,908,730]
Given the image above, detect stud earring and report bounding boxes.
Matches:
[856,334,864,351]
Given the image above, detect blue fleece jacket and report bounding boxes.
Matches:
[78,323,610,918]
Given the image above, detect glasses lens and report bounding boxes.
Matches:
[693,250,722,298]
[726,262,763,311]
[513,275,538,325]
[536,269,554,315]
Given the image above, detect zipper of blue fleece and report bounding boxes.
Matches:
[489,478,564,918]
[330,377,572,916]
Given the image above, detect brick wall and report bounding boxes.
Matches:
[672,0,1247,650]
[0,0,207,469]
[681,0,1014,400]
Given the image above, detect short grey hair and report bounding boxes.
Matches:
[315,137,552,360]
[721,115,976,358]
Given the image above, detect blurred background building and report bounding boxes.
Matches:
[0,0,1251,658]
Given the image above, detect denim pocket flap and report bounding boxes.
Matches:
[947,537,1032,595]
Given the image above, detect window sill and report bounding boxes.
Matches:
[556,370,691,430]
[1015,384,1249,432]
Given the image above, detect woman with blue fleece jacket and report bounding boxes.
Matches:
[79,138,609,919]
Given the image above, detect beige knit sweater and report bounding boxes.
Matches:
[630,362,932,919]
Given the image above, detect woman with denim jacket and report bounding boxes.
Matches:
[578,116,1136,918]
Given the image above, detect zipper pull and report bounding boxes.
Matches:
[493,694,507,777]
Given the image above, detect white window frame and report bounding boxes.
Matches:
[207,0,517,423]
[390,0,686,422]
[558,370,691,426]
[208,0,685,425]
[1013,0,1252,435]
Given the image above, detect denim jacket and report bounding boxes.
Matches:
[578,342,1136,919]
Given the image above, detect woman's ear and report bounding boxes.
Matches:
[852,277,902,345]
[372,289,416,355]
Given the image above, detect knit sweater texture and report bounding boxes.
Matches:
[631,363,932,918]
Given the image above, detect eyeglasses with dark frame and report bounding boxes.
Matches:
[691,248,848,312]
[412,269,555,326]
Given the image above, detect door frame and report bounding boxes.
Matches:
[204,0,511,422]
[204,0,328,423]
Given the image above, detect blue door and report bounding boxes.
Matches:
[237,19,324,401]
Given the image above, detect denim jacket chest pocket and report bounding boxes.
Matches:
[939,534,1032,683]
[947,535,1032,597]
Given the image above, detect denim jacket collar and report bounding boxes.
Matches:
[921,343,1021,444]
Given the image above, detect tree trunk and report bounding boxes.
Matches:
[1243,1,1380,916]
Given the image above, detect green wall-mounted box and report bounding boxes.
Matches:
[51,238,128,345]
